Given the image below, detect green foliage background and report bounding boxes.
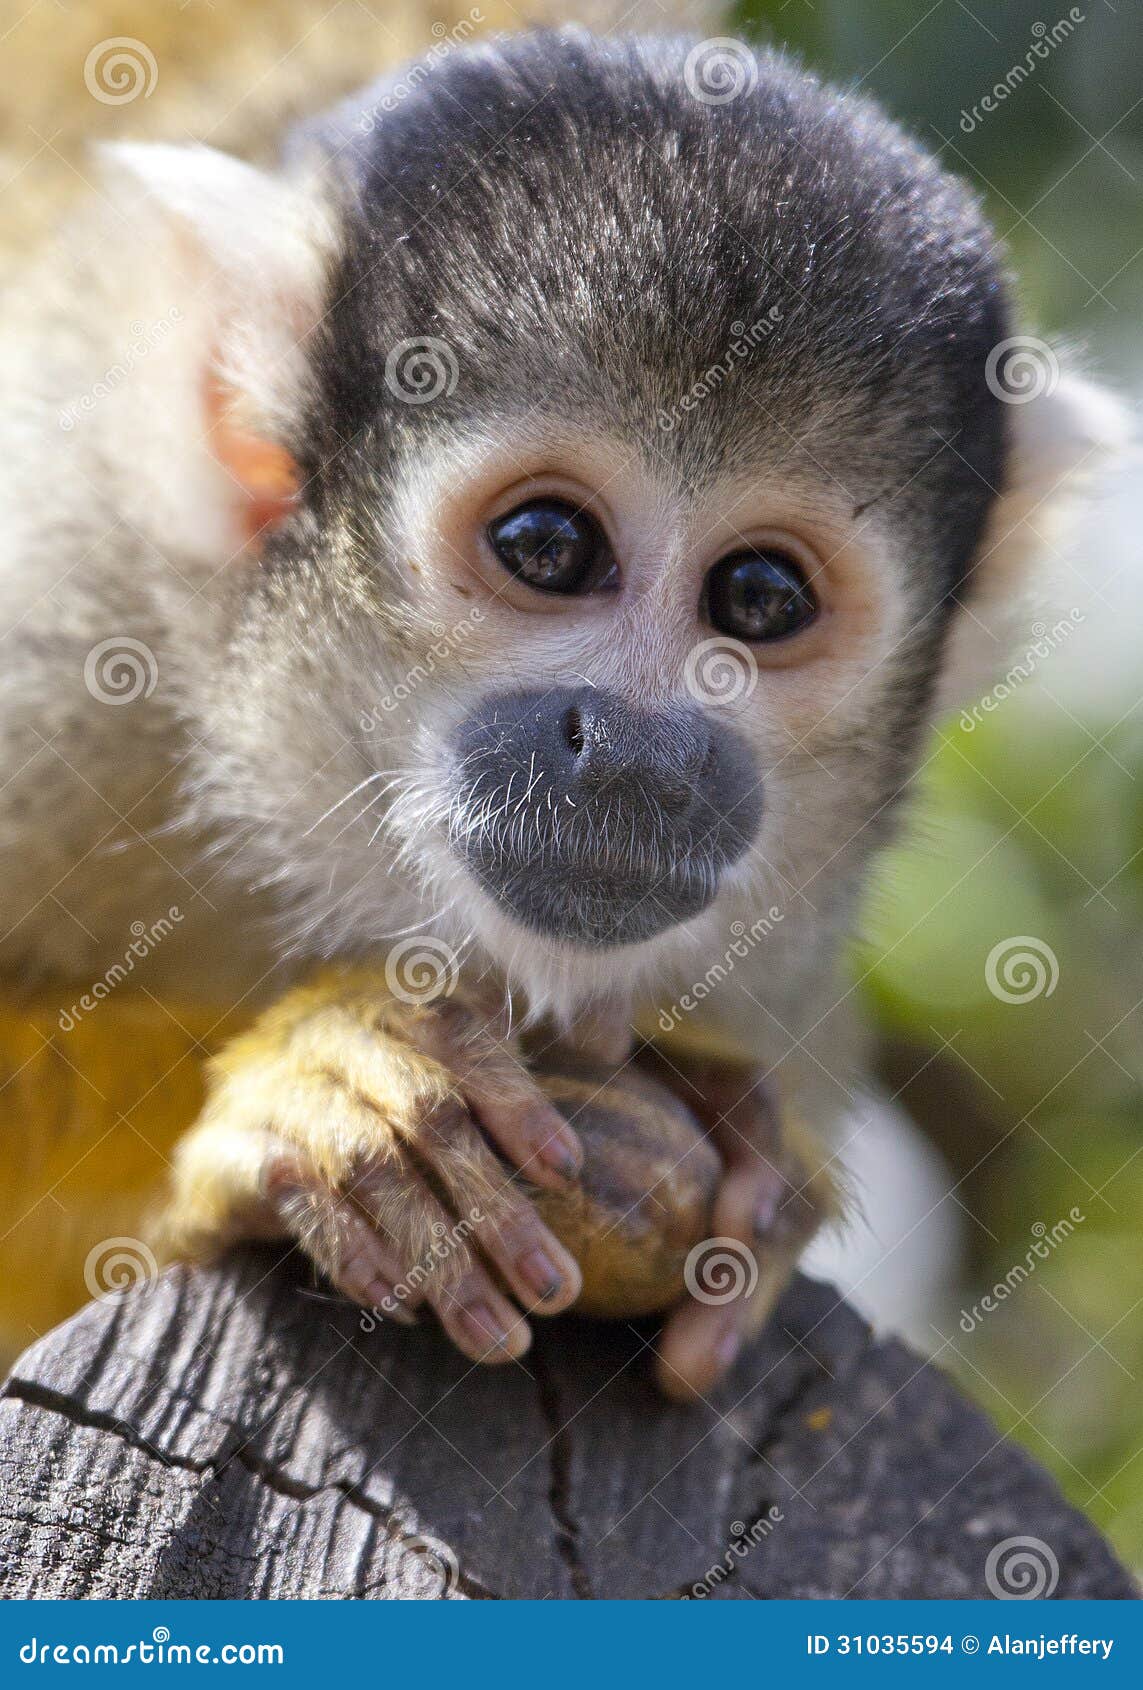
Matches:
[736,0,1143,1562]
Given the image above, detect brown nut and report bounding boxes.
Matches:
[524,1059,720,1318]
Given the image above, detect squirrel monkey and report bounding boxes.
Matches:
[0,29,1123,1396]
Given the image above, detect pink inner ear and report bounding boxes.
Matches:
[204,375,301,554]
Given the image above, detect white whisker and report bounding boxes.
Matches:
[304,769,388,836]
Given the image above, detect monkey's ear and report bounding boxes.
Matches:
[90,143,333,560]
[933,367,1132,718]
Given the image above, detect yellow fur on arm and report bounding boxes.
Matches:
[164,968,503,1275]
[0,993,229,1358]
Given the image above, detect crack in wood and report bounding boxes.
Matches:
[4,1377,215,1474]
[529,1345,594,1600]
[3,1376,500,1599]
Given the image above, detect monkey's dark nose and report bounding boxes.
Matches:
[556,689,707,820]
[450,685,762,948]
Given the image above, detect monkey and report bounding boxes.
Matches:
[0,27,1124,1398]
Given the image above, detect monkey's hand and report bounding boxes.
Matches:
[165,970,584,1362]
[647,1054,837,1402]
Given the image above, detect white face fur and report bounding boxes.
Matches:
[359,426,909,1011]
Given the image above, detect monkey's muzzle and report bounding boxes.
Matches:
[449,686,762,948]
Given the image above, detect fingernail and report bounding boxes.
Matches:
[754,1194,779,1239]
[461,1301,518,1356]
[518,1247,564,1303]
[535,1119,582,1179]
[369,1281,417,1326]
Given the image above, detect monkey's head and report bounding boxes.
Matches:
[93,30,1122,1023]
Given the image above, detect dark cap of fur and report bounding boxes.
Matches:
[293,28,1008,600]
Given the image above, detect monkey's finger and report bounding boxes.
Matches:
[431,1267,533,1366]
[411,1099,583,1314]
[659,1216,821,1401]
[407,999,584,1186]
[262,1141,418,1322]
[693,1070,790,1241]
[655,1295,743,1403]
[279,1037,582,1314]
[658,1224,802,1397]
[650,1069,792,1400]
[637,1047,783,1204]
[166,1116,417,1322]
[350,1152,531,1364]
[657,1108,835,1401]
[710,1094,833,1269]
[461,1063,584,1188]
[654,1058,789,1277]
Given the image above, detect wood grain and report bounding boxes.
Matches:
[0,1249,1134,1599]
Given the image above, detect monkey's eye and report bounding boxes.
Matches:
[486,499,618,594]
[704,548,819,642]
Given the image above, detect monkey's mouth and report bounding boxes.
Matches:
[453,835,725,949]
